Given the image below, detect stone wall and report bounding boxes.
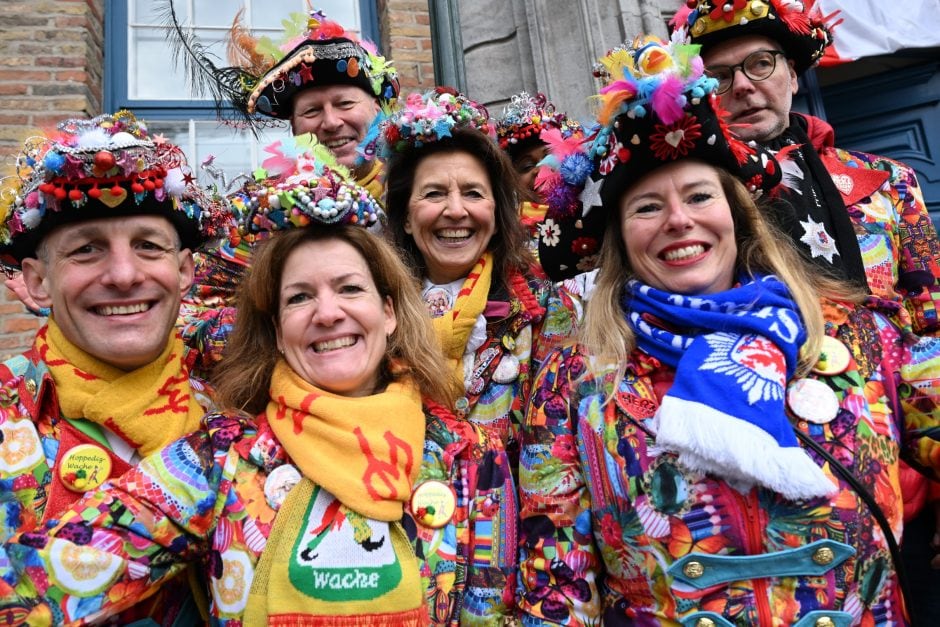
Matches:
[458,0,673,123]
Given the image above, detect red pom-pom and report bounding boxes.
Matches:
[143,179,156,191]
[131,182,144,194]
[110,184,123,195]
[94,150,116,170]
[153,177,164,189]
[39,182,55,194]
[68,188,83,201]
[87,186,102,199]
[53,187,67,200]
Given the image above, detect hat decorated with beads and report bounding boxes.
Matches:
[537,35,782,281]
[0,111,229,269]
[379,87,494,156]
[226,135,384,244]
[163,6,398,129]
[672,0,836,75]
[495,91,584,156]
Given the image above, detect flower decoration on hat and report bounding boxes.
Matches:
[226,134,384,245]
[671,0,838,75]
[161,3,399,129]
[536,34,782,281]
[495,91,584,152]
[379,87,494,156]
[0,111,228,269]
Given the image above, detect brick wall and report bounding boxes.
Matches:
[380,0,435,92]
[0,0,105,360]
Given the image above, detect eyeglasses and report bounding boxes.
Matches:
[706,50,786,94]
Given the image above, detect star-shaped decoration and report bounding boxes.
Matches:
[152,133,168,145]
[578,175,603,217]
[298,64,313,82]
[799,216,840,263]
[182,171,196,186]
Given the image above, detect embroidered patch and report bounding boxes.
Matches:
[699,332,790,404]
[831,173,854,195]
[799,216,840,262]
[289,487,401,602]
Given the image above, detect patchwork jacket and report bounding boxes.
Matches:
[518,302,940,626]
[0,406,517,625]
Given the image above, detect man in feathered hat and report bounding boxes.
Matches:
[169,6,399,201]
[0,111,227,624]
[672,0,940,338]
[673,0,940,614]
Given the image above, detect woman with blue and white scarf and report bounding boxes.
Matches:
[519,35,940,626]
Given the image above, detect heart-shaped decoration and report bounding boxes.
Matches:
[664,130,685,147]
[831,173,854,195]
[707,134,717,145]
[99,187,128,208]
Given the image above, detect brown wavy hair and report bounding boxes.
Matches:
[212,226,459,414]
[383,128,533,287]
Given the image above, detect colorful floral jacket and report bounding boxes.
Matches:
[410,403,518,625]
[0,406,518,626]
[0,330,214,626]
[518,302,940,626]
[464,268,548,462]
[803,113,940,336]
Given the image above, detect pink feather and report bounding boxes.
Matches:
[652,76,685,125]
[261,141,294,177]
[540,127,582,159]
[533,167,562,193]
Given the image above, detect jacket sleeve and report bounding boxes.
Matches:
[891,160,940,336]
[518,346,602,624]
[895,323,940,478]
[411,410,519,623]
[0,414,251,624]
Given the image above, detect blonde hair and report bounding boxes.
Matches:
[213,226,459,414]
[580,167,862,391]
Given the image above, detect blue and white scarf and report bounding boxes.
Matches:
[624,275,835,500]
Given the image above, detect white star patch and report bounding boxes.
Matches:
[798,217,840,262]
[578,176,603,218]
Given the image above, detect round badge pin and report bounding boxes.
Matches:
[787,378,840,425]
[264,463,301,510]
[812,336,851,376]
[410,480,457,529]
[59,443,112,492]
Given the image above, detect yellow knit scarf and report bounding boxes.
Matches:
[40,319,203,457]
[357,160,385,207]
[265,360,425,521]
[430,252,492,385]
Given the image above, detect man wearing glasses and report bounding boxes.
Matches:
[673,2,940,622]
[673,0,940,338]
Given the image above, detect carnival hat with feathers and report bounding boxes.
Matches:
[225,134,384,243]
[671,0,838,75]
[160,2,399,131]
[495,91,584,155]
[0,111,229,270]
[536,34,782,281]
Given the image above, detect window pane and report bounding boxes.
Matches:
[129,27,229,100]
[250,0,304,29]
[192,0,244,27]
[133,0,187,24]
[146,120,290,187]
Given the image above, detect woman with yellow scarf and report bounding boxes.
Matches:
[380,87,551,620]
[0,147,517,625]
